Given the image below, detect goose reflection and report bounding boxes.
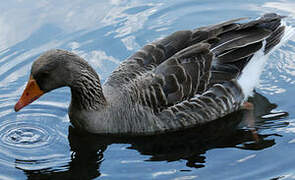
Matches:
[20,92,288,180]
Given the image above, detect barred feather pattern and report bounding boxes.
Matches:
[61,13,286,135]
[155,80,244,132]
[105,43,166,87]
[70,69,106,110]
[106,14,285,92]
[125,43,213,114]
[104,30,195,87]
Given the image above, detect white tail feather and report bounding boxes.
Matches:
[237,23,295,100]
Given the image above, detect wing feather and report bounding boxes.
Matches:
[106,13,285,130]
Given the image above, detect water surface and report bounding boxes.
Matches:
[0,0,295,179]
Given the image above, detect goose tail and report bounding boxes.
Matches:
[237,14,295,99]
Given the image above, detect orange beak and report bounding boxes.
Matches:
[14,76,44,112]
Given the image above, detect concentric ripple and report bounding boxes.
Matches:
[0,122,52,149]
[0,117,70,175]
[0,0,294,179]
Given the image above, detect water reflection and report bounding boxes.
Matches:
[17,92,288,179]
[0,0,294,179]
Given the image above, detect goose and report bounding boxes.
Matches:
[14,13,289,135]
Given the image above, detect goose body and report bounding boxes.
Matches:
[15,13,289,135]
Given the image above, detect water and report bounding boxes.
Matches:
[0,0,295,179]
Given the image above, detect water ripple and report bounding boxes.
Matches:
[0,0,294,179]
[0,102,70,173]
[0,122,53,149]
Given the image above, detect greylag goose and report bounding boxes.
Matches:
[15,13,288,135]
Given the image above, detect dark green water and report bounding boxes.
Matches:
[0,0,295,179]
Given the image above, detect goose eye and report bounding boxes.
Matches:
[34,72,50,89]
[35,72,49,81]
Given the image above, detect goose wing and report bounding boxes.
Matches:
[104,17,246,88]
[125,43,213,113]
[209,13,285,85]
[125,13,285,132]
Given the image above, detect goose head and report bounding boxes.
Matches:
[14,49,105,112]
